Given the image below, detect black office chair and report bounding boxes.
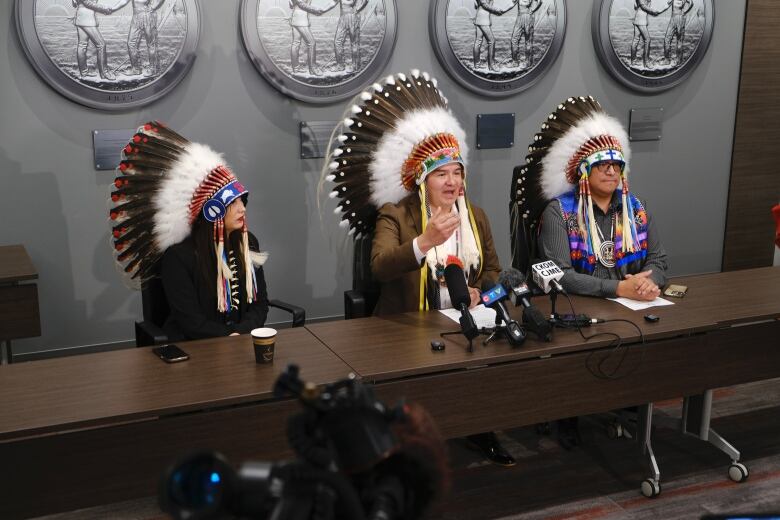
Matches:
[343,233,380,319]
[510,164,545,274]
[135,277,306,347]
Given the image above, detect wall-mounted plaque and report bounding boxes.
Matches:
[299,120,337,158]
[240,0,397,104]
[15,0,200,111]
[629,107,663,141]
[429,0,566,97]
[476,113,515,149]
[92,129,135,169]
[592,0,714,93]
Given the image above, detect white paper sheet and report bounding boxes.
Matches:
[439,304,497,328]
[607,296,675,311]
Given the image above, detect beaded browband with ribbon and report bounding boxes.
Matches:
[402,133,464,191]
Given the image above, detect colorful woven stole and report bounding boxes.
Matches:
[556,189,649,275]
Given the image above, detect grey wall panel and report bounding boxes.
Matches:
[0,1,746,354]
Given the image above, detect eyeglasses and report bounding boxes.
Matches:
[591,161,623,173]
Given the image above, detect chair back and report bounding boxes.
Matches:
[141,276,170,327]
[510,164,543,276]
[344,233,380,319]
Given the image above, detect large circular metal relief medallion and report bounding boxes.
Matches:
[240,0,397,104]
[592,0,714,93]
[429,0,566,97]
[15,0,200,110]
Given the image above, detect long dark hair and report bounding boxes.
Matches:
[191,216,251,300]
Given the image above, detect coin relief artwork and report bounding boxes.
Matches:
[429,0,566,96]
[240,0,397,103]
[16,0,200,109]
[592,0,714,92]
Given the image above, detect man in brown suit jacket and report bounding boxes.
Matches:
[371,161,515,466]
[326,72,513,466]
[371,189,501,316]
[369,161,514,467]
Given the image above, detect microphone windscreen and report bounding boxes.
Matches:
[498,268,525,290]
[443,264,470,308]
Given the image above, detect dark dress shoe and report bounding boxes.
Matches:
[556,417,581,450]
[466,432,516,467]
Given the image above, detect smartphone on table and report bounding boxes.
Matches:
[663,284,688,298]
[152,344,190,363]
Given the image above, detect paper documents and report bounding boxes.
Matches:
[439,304,497,329]
[607,296,675,311]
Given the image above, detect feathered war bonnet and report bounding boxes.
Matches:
[109,121,262,313]
[323,70,483,309]
[512,96,641,269]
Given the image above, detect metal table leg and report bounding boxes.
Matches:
[637,403,662,497]
[0,340,10,365]
[683,390,749,482]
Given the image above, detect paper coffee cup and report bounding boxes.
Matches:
[251,327,277,364]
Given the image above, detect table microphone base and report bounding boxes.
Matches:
[440,329,481,352]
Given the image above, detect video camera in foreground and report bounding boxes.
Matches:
[159,364,448,520]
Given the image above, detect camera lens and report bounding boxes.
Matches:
[162,452,233,518]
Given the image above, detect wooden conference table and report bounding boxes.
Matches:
[0,245,41,364]
[0,267,778,518]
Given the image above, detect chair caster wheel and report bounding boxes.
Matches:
[640,478,661,498]
[607,422,623,439]
[728,462,749,482]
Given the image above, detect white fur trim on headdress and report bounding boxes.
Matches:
[152,142,226,250]
[369,107,469,207]
[540,112,631,200]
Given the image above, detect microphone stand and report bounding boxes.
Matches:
[439,329,476,352]
[440,303,481,352]
[483,312,526,347]
[549,289,558,319]
[482,312,504,346]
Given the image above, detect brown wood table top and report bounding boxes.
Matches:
[663,266,780,326]
[0,327,352,440]
[307,267,780,382]
[0,245,37,284]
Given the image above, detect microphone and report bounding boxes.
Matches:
[443,263,479,346]
[531,260,567,295]
[480,279,525,346]
[498,268,532,307]
[499,268,552,342]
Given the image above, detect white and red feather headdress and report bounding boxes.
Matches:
[110,122,262,312]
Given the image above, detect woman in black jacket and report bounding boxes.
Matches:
[160,196,270,341]
[110,121,270,341]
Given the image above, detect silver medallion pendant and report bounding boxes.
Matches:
[599,240,616,268]
[15,0,200,110]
